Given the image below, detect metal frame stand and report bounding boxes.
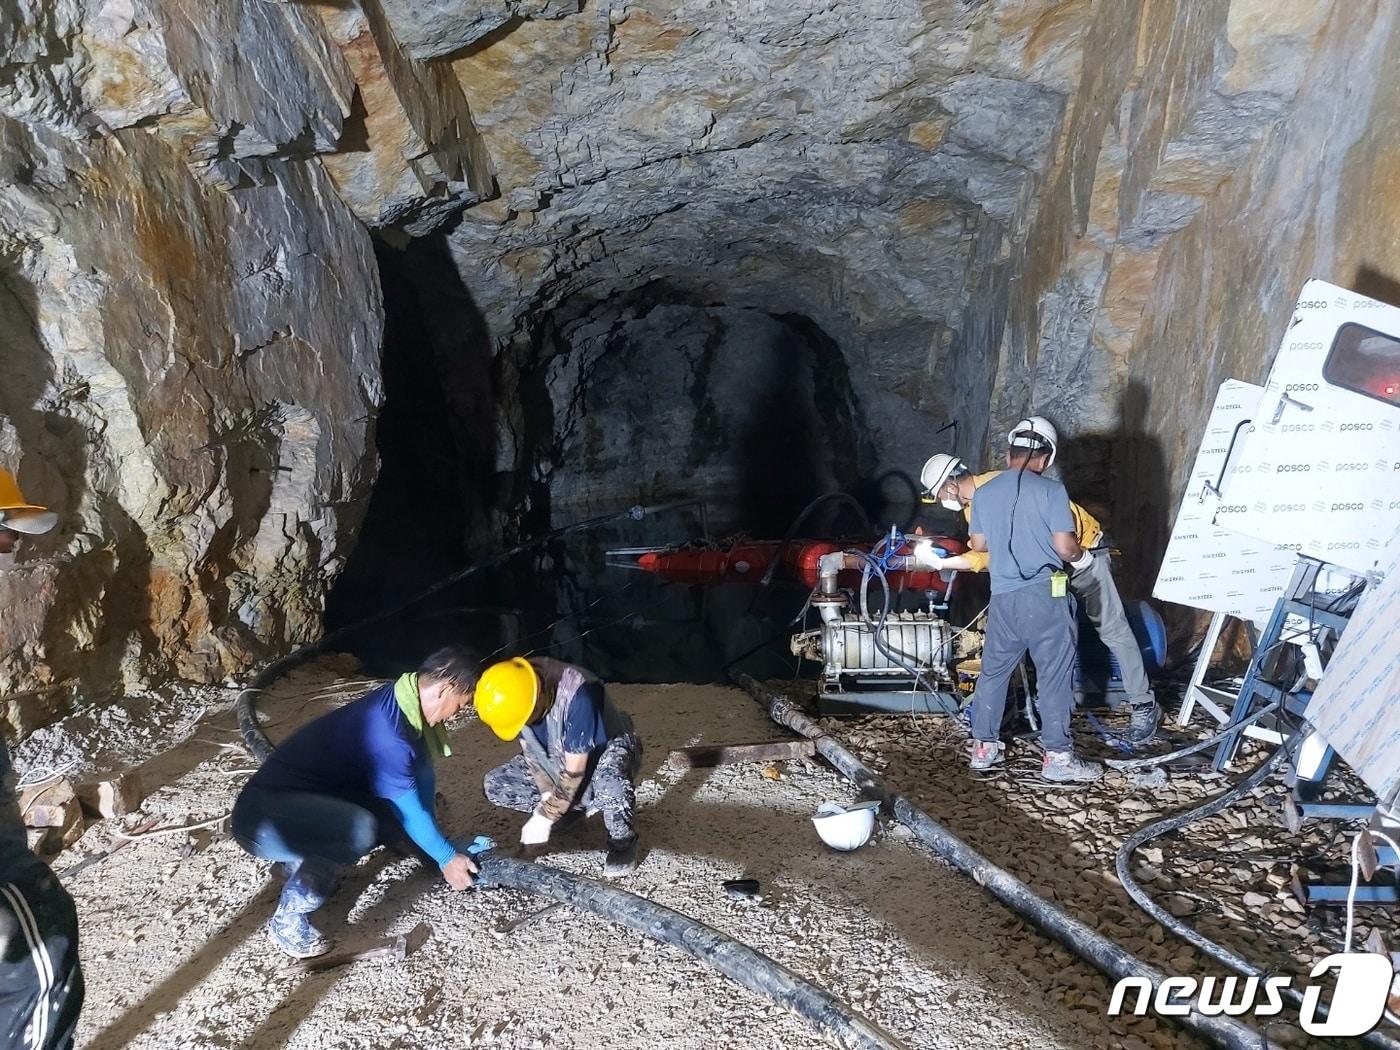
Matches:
[1175,611,1280,744]
[1213,559,1356,770]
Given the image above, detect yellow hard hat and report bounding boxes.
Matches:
[0,468,56,535]
[474,658,539,740]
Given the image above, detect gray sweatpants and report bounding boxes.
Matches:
[971,582,1077,752]
[483,733,642,844]
[1070,551,1153,706]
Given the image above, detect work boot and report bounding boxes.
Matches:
[1126,700,1161,744]
[969,740,1005,771]
[603,836,639,879]
[267,861,339,959]
[268,909,331,960]
[1042,750,1104,783]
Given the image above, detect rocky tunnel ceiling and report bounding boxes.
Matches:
[3,0,1400,725]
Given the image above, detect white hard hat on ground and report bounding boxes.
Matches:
[811,800,879,851]
[919,453,967,511]
[1007,415,1058,467]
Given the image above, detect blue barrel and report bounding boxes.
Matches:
[1075,600,1166,694]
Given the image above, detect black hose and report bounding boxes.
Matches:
[733,673,1268,1050]
[755,492,874,592]
[856,556,934,693]
[1114,746,1400,1050]
[478,857,905,1050]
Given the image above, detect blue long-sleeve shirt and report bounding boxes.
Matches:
[247,683,456,866]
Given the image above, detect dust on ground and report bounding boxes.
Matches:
[20,660,1389,1049]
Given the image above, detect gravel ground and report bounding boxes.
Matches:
[19,662,1392,1049]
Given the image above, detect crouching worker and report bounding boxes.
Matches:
[475,657,642,878]
[231,647,482,959]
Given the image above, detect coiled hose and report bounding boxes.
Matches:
[233,504,908,1050]
[754,492,874,593]
[1115,746,1400,1050]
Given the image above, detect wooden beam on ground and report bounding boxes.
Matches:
[667,739,816,769]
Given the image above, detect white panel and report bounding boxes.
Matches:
[1215,278,1400,576]
[1308,524,1400,801]
[1153,380,1297,623]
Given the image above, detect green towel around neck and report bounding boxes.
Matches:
[393,673,452,759]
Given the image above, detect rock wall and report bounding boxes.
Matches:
[0,0,492,733]
[1011,0,1400,592]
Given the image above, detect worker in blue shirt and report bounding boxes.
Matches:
[231,647,482,959]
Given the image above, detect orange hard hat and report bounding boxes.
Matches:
[0,468,56,535]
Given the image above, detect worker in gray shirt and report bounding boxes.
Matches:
[0,468,82,1048]
[963,426,1103,782]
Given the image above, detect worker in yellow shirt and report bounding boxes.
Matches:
[917,418,1159,743]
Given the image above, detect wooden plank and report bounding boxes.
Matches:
[667,740,815,768]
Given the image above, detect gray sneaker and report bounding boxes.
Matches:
[1042,750,1104,782]
[969,740,1005,770]
[1127,700,1160,744]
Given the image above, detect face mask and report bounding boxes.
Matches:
[940,497,962,512]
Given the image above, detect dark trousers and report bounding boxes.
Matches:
[231,786,415,869]
[970,582,1078,752]
[0,864,82,1050]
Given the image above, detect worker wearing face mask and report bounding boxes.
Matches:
[474,657,642,878]
[917,418,1159,745]
[0,468,83,1049]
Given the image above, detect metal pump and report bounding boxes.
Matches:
[791,530,980,715]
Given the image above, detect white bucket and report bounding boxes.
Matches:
[811,799,879,851]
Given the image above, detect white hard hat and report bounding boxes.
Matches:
[811,800,879,851]
[919,453,967,511]
[1007,415,1058,467]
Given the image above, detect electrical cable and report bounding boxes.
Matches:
[1345,828,1400,954]
[1345,825,1400,1033]
[1114,737,1400,1050]
[15,761,78,791]
[116,814,230,839]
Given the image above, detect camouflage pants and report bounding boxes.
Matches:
[483,733,642,844]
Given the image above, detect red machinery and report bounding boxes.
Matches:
[634,536,967,593]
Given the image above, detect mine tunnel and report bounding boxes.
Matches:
[326,234,919,683]
[2,1,1400,1048]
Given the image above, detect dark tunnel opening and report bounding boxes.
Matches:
[517,288,876,536]
[323,253,907,684]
